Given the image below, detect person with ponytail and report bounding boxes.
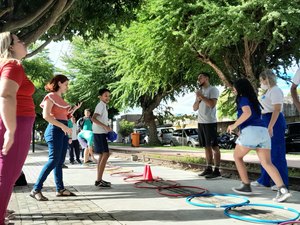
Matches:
[228,78,291,202]
[30,75,82,201]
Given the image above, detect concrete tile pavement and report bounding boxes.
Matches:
[7,145,300,225]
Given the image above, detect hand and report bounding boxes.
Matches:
[74,102,83,110]
[227,124,236,134]
[105,126,113,132]
[195,90,203,101]
[62,125,72,136]
[268,126,273,137]
[68,102,83,113]
[68,138,72,144]
[1,130,14,155]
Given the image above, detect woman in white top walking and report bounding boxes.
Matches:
[251,69,289,190]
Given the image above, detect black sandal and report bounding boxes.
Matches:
[30,190,48,201]
[56,188,76,197]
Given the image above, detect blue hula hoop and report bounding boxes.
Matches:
[224,203,300,224]
[186,193,249,208]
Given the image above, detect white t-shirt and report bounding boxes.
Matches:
[292,68,300,86]
[260,86,284,114]
[197,85,219,123]
[92,101,109,134]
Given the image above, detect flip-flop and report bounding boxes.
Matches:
[56,188,76,197]
[30,190,48,201]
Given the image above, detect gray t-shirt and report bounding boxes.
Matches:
[197,85,219,123]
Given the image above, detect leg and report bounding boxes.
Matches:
[84,147,89,163]
[53,133,69,191]
[73,140,81,162]
[212,145,221,168]
[69,142,74,163]
[33,124,62,191]
[256,148,284,187]
[97,152,110,181]
[234,144,251,184]
[0,117,34,224]
[204,146,213,166]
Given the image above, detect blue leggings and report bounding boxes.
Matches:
[257,113,289,187]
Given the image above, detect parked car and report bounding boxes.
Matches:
[157,127,174,145]
[285,122,300,153]
[170,128,199,147]
[218,132,238,149]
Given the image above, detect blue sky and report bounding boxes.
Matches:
[47,41,298,116]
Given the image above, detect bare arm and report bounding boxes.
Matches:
[42,98,72,135]
[196,90,217,108]
[268,104,281,137]
[0,78,18,155]
[92,113,112,132]
[291,83,300,112]
[227,105,251,133]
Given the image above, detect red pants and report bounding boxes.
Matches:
[0,116,34,224]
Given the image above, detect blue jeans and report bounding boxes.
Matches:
[33,120,69,191]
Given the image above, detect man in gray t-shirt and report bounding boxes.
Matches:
[193,73,221,179]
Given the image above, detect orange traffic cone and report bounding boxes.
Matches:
[143,165,154,181]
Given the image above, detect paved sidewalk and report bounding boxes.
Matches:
[7,145,300,225]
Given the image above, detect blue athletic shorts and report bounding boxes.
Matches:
[236,126,271,149]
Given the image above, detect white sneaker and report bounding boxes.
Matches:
[273,187,292,203]
[250,181,265,187]
[271,185,278,191]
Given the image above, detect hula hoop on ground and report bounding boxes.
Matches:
[110,169,134,176]
[224,203,300,224]
[123,174,144,182]
[134,179,179,189]
[186,193,249,208]
[157,185,207,197]
[105,166,121,171]
[279,221,300,225]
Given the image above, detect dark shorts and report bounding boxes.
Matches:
[198,123,218,147]
[94,133,109,154]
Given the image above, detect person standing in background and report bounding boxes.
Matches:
[0,32,36,225]
[251,69,289,190]
[290,68,300,112]
[68,116,81,164]
[77,109,97,164]
[193,73,221,179]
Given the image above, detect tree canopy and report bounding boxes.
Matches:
[0,0,141,56]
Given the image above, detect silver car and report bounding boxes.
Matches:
[157,127,174,145]
[170,128,199,147]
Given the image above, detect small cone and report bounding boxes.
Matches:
[143,165,153,181]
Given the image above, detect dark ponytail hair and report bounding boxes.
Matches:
[45,74,69,92]
[234,79,261,114]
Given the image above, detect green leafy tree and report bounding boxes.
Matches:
[118,119,134,139]
[63,37,119,120]
[22,49,55,134]
[0,0,141,56]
